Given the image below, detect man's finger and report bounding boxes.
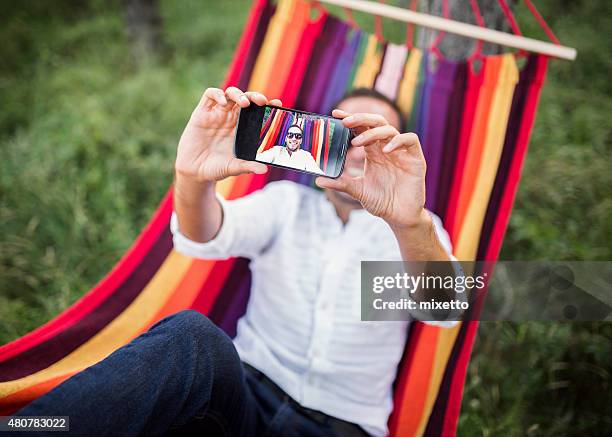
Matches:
[352,125,399,147]
[382,132,422,154]
[314,174,363,201]
[225,86,250,108]
[245,91,269,106]
[341,113,388,129]
[202,87,228,108]
[332,108,352,119]
[269,98,283,107]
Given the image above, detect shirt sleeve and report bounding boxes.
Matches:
[171,181,296,260]
[430,211,453,257]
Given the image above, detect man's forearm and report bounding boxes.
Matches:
[390,211,453,305]
[389,210,451,262]
[173,175,223,243]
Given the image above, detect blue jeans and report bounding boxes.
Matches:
[16,311,349,437]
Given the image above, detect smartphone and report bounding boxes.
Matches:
[235,104,353,178]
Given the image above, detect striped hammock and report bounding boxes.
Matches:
[0,0,548,435]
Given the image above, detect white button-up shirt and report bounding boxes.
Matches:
[256,146,324,174]
[170,181,454,436]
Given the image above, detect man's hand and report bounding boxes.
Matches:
[315,109,428,230]
[175,86,281,182]
[315,109,450,262]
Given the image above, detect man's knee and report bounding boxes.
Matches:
[165,310,215,333]
[153,310,234,355]
[153,311,242,387]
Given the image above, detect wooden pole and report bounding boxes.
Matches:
[316,0,577,60]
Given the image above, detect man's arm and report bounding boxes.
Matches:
[392,212,461,315]
[389,211,450,262]
[316,111,462,324]
[302,152,325,175]
[173,178,222,243]
[173,86,281,250]
[256,147,276,164]
[172,181,298,260]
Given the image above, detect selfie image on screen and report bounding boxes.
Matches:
[255,107,347,176]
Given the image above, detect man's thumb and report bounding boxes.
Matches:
[315,175,362,200]
[228,159,268,176]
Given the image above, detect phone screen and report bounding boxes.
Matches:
[235,105,351,178]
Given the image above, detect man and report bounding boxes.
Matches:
[256,123,324,174]
[16,87,455,437]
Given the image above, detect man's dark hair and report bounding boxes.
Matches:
[333,88,406,131]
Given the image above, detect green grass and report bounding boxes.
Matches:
[0,0,248,339]
[0,0,610,435]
